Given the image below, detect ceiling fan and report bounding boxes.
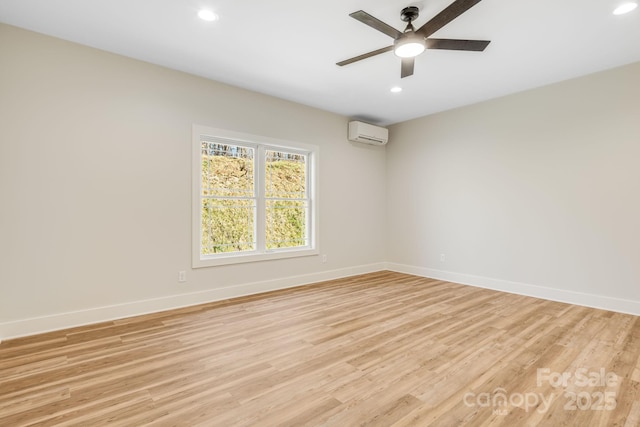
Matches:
[337,0,491,78]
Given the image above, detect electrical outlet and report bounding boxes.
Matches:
[322,254,327,263]
[178,271,186,283]
[440,254,446,263]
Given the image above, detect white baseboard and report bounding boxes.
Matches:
[4,262,637,342]
[385,262,640,316]
[0,263,386,341]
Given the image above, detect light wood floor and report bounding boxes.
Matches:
[1,272,639,426]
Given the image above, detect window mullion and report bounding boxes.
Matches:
[255,145,266,252]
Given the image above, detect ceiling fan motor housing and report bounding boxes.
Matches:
[400,6,420,23]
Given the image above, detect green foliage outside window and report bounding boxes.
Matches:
[201,143,307,255]
[266,157,307,249]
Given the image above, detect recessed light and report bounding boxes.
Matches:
[198,9,218,21]
[613,2,637,14]
[390,86,403,93]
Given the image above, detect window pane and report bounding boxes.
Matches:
[201,142,254,197]
[266,199,308,250]
[265,150,306,199]
[201,199,256,254]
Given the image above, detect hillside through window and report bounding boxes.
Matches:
[193,126,318,267]
[265,149,308,250]
[201,142,256,255]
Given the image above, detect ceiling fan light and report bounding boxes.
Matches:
[198,9,218,21]
[394,36,426,58]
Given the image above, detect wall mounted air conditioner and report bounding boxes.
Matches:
[348,121,389,145]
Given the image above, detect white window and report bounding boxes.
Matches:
[192,125,319,267]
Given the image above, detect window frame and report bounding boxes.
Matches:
[192,125,319,268]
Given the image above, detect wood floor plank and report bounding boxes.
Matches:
[1,271,639,426]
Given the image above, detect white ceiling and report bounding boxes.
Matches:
[1,0,639,125]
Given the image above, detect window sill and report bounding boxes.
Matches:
[193,247,319,268]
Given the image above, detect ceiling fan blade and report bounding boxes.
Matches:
[426,38,490,51]
[416,0,483,38]
[401,58,415,78]
[349,10,403,39]
[337,46,394,66]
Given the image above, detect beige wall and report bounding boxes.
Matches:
[387,61,640,313]
[0,24,387,338]
[2,22,639,339]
